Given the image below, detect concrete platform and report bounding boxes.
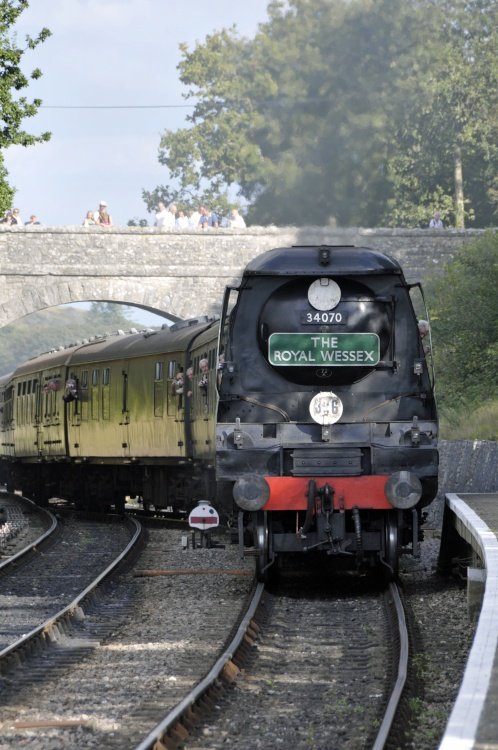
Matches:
[438,493,498,750]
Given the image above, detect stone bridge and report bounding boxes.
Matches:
[0,225,484,326]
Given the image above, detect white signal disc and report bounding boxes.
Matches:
[309,391,343,425]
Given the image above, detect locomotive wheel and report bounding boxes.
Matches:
[383,511,400,580]
[253,510,272,582]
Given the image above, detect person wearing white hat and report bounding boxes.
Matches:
[94,200,113,227]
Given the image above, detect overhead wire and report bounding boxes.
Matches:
[39,104,196,109]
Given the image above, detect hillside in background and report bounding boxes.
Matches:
[0,303,163,377]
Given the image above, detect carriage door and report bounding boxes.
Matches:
[41,372,63,458]
[66,371,81,458]
[33,378,44,457]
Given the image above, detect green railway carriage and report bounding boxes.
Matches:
[0,318,219,511]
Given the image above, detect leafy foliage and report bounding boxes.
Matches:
[0,303,157,377]
[0,0,51,215]
[127,217,149,227]
[427,231,498,407]
[147,0,498,227]
[384,0,498,227]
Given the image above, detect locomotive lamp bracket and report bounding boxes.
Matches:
[321,425,332,442]
[413,359,424,376]
[233,418,243,447]
[410,416,420,445]
[318,246,330,265]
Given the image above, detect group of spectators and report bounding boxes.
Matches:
[154,202,246,229]
[1,200,248,228]
[78,200,247,229]
[0,208,40,225]
[0,200,443,229]
[82,200,113,227]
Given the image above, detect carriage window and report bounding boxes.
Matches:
[22,381,27,395]
[91,370,99,420]
[17,383,21,396]
[27,380,32,395]
[154,361,165,417]
[81,370,88,388]
[102,369,110,419]
[167,361,176,379]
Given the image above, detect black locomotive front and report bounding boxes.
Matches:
[216,245,438,577]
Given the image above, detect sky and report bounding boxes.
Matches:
[4,0,271,228]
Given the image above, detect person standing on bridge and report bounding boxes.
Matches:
[154,201,168,227]
[82,210,96,226]
[10,208,23,225]
[94,200,113,227]
[25,215,41,225]
[228,208,246,228]
[429,211,444,229]
[199,206,218,229]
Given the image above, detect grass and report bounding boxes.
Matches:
[439,399,498,441]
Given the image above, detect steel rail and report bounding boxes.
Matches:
[0,495,57,572]
[372,582,409,750]
[133,581,265,750]
[0,515,142,662]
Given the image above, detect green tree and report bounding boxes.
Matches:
[385,0,498,228]
[148,1,413,226]
[427,232,498,406]
[0,1,51,215]
[0,303,156,377]
[147,0,498,228]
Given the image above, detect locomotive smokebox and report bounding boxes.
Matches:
[233,475,270,511]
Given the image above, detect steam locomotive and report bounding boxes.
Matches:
[0,245,438,577]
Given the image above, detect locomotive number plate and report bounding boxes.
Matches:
[300,311,347,325]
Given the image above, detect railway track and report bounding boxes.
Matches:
[0,503,473,750]
[0,509,140,655]
[0,492,55,564]
[136,567,410,750]
[0,521,255,748]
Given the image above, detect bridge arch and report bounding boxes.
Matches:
[0,225,480,328]
[1,278,182,327]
